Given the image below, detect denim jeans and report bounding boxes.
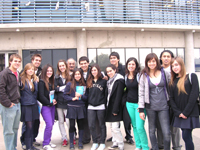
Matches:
[0,103,21,150]
[146,109,170,150]
[88,109,106,144]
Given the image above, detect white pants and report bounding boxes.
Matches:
[57,108,69,141]
[110,122,124,149]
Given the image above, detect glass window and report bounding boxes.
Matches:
[152,48,164,59]
[139,48,151,69]
[88,49,97,64]
[97,49,110,72]
[125,48,139,62]
[194,48,200,72]
[111,49,125,65]
[177,48,184,60]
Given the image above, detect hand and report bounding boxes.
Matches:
[53,99,57,105]
[113,113,117,116]
[72,97,78,101]
[103,76,108,80]
[9,103,15,108]
[139,112,145,120]
[75,92,81,98]
[179,113,187,119]
[36,76,39,82]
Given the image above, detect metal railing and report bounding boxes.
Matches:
[0,0,200,25]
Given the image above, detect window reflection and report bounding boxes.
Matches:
[97,49,110,72]
[194,48,200,72]
[126,48,139,62]
[177,48,184,60]
[88,49,96,64]
[152,48,164,59]
[139,48,151,69]
[112,49,125,65]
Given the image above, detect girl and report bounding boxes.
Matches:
[125,58,149,150]
[63,68,88,150]
[138,53,171,150]
[87,64,107,150]
[170,57,200,150]
[54,60,71,146]
[20,63,39,150]
[38,64,57,150]
[105,64,124,150]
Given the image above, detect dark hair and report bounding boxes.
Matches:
[109,52,120,60]
[125,57,141,80]
[41,64,54,91]
[9,53,21,66]
[159,50,174,64]
[106,64,117,73]
[141,53,161,76]
[31,53,42,61]
[87,64,102,88]
[68,68,86,94]
[56,59,71,82]
[79,56,89,64]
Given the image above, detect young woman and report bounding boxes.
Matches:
[86,64,107,150]
[63,68,88,150]
[170,57,200,150]
[105,64,125,150]
[20,63,39,150]
[54,60,71,146]
[125,58,149,150]
[138,53,171,150]
[38,64,57,150]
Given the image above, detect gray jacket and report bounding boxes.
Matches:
[138,68,171,112]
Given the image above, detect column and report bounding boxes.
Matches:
[76,30,87,67]
[185,31,195,73]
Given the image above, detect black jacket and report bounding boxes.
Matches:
[54,75,68,109]
[38,79,54,106]
[88,78,107,106]
[105,78,125,122]
[118,63,125,76]
[36,66,42,78]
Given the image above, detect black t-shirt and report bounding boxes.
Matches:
[126,78,138,103]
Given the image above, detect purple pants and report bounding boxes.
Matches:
[41,105,55,146]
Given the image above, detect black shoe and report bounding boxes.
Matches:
[82,140,90,144]
[106,137,112,142]
[33,141,41,146]
[78,142,83,149]
[126,138,135,145]
[31,146,40,150]
[70,143,75,149]
[108,145,118,150]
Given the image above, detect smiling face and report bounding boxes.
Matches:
[147,58,157,71]
[74,71,81,81]
[161,52,172,67]
[127,60,136,73]
[106,67,116,78]
[172,60,181,75]
[91,67,98,78]
[67,59,75,71]
[32,56,42,69]
[46,67,53,79]
[26,66,34,77]
[58,62,66,73]
[10,57,21,71]
[110,56,119,67]
[80,60,89,72]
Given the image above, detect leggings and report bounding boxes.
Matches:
[69,119,84,133]
[181,128,194,150]
[25,121,34,149]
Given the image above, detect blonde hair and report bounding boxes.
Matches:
[20,63,37,91]
[170,57,187,95]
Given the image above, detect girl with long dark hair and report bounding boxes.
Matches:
[170,57,199,150]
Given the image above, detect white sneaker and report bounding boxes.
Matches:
[91,143,99,150]
[49,143,56,148]
[97,144,106,150]
[43,145,53,150]
[135,148,142,150]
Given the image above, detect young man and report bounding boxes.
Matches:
[0,53,22,150]
[107,52,134,145]
[21,54,42,149]
[159,50,182,150]
[67,58,76,75]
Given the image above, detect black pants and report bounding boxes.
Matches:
[181,129,194,150]
[88,109,106,144]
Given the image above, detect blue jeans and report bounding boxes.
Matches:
[0,103,21,150]
[146,109,170,150]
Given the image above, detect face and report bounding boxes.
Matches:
[26,67,34,76]
[10,57,21,70]
[91,67,98,78]
[172,60,181,74]
[58,62,66,73]
[80,60,89,72]
[161,52,172,66]
[74,71,81,81]
[46,67,53,78]
[110,56,119,66]
[32,56,42,68]
[68,59,75,71]
[147,58,157,70]
[127,60,136,73]
[106,67,116,78]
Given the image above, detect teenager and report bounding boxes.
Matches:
[139,53,171,150]
[20,63,39,150]
[38,64,57,150]
[0,54,22,150]
[125,57,149,150]
[106,64,125,150]
[63,68,88,149]
[54,60,71,146]
[87,64,107,150]
[170,57,200,150]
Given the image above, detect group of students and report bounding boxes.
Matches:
[0,50,199,150]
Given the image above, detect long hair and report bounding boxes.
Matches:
[170,57,187,95]
[141,53,161,76]
[41,64,54,91]
[56,59,71,82]
[20,63,37,91]
[87,64,102,88]
[125,57,141,80]
[68,68,85,94]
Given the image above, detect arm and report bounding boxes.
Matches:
[63,82,74,101]
[138,74,146,112]
[81,87,88,101]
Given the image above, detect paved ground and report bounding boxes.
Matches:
[0,116,200,150]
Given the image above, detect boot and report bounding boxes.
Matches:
[78,130,84,149]
[69,132,75,149]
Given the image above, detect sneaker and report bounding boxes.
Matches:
[78,142,83,149]
[32,146,40,150]
[97,144,106,150]
[135,148,142,150]
[106,137,112,142]
[43,145,53,150]
[49,143,56,148]
[33,141,41,146]
[70,143,75,149]
[108,145,118,150]
[73,139,76,145]
[62,139,68,147]
[91,143,99,150]
[22,144,26,150]
[126,139,135,145]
